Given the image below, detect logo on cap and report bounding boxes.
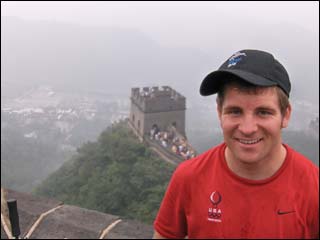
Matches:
[227,51,247,68]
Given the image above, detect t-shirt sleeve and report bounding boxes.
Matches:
[153,164,189,239]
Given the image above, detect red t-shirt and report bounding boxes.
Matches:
[154,143,319,239]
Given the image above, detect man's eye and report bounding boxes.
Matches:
[227,109,241,115]
[259,110,271,116]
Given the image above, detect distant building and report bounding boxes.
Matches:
[129,86,186,138]
[308,116,319,139]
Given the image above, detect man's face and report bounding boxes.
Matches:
[217,86,291,165]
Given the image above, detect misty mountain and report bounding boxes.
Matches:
[1,16,318,104]
[1,86,130,192]
[1,16,211,99]
[188,128,319,166]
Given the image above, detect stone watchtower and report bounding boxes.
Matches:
[129,86,186,139]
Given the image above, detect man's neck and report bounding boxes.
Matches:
[225,144,287,181]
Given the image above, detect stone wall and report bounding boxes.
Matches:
[1,189,153,239]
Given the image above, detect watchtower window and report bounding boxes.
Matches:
[172,122,177,128]
[152,124,159,133]
[132,114,135,123]
[138,120,141,130]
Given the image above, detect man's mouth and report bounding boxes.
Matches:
[236,138,263,145]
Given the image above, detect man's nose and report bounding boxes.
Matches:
[238,115,258,135]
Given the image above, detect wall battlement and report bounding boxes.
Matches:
[129,86,186,138]
[131,86,186,113]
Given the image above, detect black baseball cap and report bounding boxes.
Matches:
[200,49,291,97]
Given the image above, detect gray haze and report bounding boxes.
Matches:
[1,2,319,123]
[2,2,318,99]
[1,2,319,192]
[1,2,319,43]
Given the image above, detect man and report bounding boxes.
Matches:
[153,49,319,239]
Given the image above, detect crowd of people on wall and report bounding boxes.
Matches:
[149,125,196,160]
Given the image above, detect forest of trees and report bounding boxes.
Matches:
[34,122,175,224]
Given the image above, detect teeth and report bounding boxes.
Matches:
[238,138,261,144]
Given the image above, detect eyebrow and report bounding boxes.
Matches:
[255,106,277,113]
[223,105,240,110]
[223,105,277,112]
[222,106,241,113]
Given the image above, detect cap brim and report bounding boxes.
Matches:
[200,69,277,96]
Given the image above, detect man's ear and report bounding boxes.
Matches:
[281,103,292,128]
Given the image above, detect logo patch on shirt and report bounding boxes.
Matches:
[208,191,222,222]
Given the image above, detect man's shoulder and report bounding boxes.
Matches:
[285,144,319,180]
[286,144,318,169]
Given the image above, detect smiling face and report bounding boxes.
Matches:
[217,84,291,167]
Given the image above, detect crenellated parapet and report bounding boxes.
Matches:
[129,86,186,142]
[131,86,186,113]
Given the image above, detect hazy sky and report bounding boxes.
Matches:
[2,1,319,49]
[1,1,319,104]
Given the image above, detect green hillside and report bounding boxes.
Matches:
[34,121,175,224]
